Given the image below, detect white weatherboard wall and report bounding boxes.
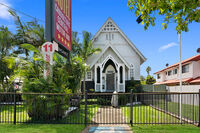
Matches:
[87,32,141,80]
[193,60,200,79]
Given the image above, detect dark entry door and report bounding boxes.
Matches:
[106,73,114,91]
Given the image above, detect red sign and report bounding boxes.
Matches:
[54,0,71,51]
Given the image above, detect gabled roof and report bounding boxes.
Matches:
[91,17,146,64]
[154,54,200,74]
[89,43,130,69]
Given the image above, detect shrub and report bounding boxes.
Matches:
[22,78,72,121]
[118,94,129,106]
[26,95,70,121]
[97,97,111,106]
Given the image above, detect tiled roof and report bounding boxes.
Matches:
[154,54,200,74]
[190,77,200,83]
[154,78,193,85]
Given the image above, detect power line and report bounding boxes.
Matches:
[0,2,45,23]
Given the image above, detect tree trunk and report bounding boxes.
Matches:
[83,70,86,94]
[2,80,5,92]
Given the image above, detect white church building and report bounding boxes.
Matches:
[85,18,146,93]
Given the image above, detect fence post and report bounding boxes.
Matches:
[84,90,88,127]
[130,89,133,126]
[13,90,16,125]
[198,89,200,127]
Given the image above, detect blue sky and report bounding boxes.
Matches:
[0,0,199,77]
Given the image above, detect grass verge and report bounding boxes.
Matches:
[0,124,85,133]
[131,124,200,133]
[0,104,99,124]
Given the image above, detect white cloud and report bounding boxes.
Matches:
[159,42,178,52]
[0,0,12,20]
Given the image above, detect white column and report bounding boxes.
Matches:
[128,68,130,80]
[117,65,120,92]
[100,65,103,92]
[123,64,125,92]
[94,64,97,92]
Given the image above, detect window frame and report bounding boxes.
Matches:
[173,69,177,75]
[182,64,189,73]
[130,64,134,80]
[86,71,92,81]
[157,74,160,79]
[168,70,172,76]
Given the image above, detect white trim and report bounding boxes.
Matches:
[117,64,125,92]
[102,55,118,71]
[95,64,101,92]
[91,17,146,64]
[90,44,130,69]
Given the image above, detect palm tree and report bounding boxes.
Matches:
[0,26,13,57]
[146,66,151,76]
[74,31,101,93]
[9,10,45,58]
[0,26,13,91]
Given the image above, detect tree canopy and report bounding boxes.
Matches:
[128,0,200,33]
[146,66,151,75]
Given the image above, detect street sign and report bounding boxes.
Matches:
[45,0,71,54]
[42,42,55,65]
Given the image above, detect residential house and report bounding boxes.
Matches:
[154,54,200,92]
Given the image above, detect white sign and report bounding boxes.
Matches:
[42,42,58,79]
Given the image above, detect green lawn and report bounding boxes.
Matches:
[60,104,99,124]
[0,124,85,133]
[0,104,99,124]
[122,105,180,124]
[0,105,30,123]
[131,125,200,133]
[154,101,199,122]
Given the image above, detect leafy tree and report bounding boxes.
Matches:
[146,75,156,85]
[128,0,200,33]
[146,66,151,75]
[140,75,146,85]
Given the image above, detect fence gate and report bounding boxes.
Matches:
[85,93,131,125]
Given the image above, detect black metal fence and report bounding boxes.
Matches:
[0,91,199,126]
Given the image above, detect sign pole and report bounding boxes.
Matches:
[179,33,182,123]
[45,0,72,79]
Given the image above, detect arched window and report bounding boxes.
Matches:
[130,64,134,80]
[120,66,123,83]
[97,66,100,83]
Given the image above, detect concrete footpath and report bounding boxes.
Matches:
[81,106,132,133]
[82,125,132,133]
